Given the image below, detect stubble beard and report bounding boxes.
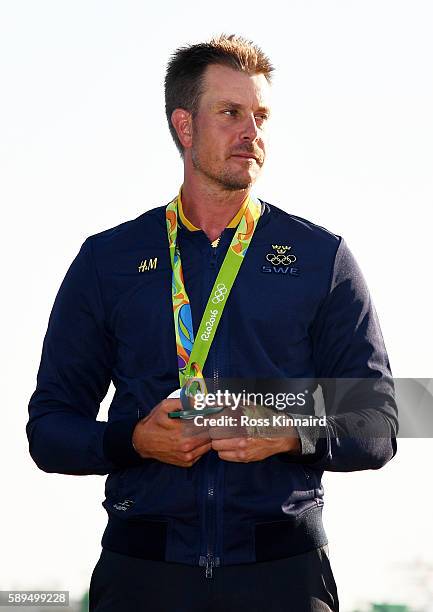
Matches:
[191,146,259,192]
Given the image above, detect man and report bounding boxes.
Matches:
[27,35,398,611]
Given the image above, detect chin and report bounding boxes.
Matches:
[220,177,254,191]
[218,169,258,191]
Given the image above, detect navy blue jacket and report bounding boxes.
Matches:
[27,200,398,571]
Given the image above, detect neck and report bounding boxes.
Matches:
[181,176,250,243]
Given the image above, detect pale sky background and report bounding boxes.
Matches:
[1,1,433,610]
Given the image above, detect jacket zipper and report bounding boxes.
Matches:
[199,237,221,577]
[212,243,220,393]
[199,477,220,577]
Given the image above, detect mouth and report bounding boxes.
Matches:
[230,154,260,163]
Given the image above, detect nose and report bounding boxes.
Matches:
[240,113,259,142]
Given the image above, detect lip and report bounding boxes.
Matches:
[231,154,259,162]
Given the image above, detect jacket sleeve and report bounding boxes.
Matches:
[26,238,144,475]
[287,237,398,471]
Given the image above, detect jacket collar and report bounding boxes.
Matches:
[177,187,250,232]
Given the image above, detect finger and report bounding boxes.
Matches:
[211,437,246,451]
[185,453,207,467]
[155,399,184,428]
[179,442,212,465]
[190,442,212,459]
[158,398,183,413]
[178,433,212,450]
[188,433,213,448]
[217,450,248,462]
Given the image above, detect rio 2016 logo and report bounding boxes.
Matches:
[201,309,219,341]
[201,284,228,341]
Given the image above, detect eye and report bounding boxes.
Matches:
[222,109,238,117]
[255,113,269,125]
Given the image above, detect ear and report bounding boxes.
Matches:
[171,109,193,150]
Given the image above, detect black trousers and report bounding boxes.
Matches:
[89,546,339,612]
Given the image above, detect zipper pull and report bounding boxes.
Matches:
[205,554,214,578]
[199,553,220,578]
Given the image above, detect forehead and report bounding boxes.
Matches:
[199,63,271,110]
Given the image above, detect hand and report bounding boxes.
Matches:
[132,399,212,467]
[211,435,301,462]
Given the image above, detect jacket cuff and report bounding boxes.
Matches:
[276,417,330,467]
[103,418,145,468]
[295,421,329,465]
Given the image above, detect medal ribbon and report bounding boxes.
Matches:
[166,193,261,388]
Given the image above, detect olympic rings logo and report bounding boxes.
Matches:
[212,283,227,303]
[266,253,297,265]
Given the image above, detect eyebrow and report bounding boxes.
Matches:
[214,100,271,115]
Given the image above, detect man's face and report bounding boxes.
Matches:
[189,64,271,191]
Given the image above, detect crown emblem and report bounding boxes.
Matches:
[272,245,291,255]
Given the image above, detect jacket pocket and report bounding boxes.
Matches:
[281,465,324,519]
